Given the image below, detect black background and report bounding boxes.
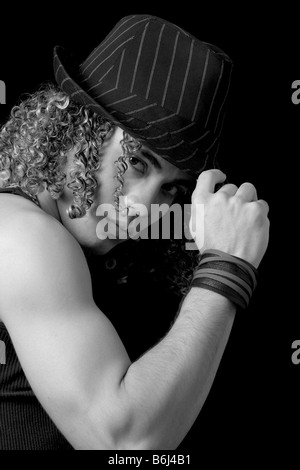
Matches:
[0,2,298,462]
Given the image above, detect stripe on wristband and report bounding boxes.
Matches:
[192,272,250,306]
[195,261,250,285]
[199,250,258,289]
[192,267,252,296]
[191,277,248,309]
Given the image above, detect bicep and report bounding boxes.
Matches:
[0,215,131,448]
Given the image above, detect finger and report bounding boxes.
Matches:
[195,169,226,196]
[217,183,238,196]
[256,199,270,215]
[235,182,258,201]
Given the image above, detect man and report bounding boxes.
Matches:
[0,15,269,450]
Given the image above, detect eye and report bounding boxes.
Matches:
[163,184,191,200]
[162,183,180,197]
[127,156,147,174]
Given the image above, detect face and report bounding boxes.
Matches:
[55,126,195,255]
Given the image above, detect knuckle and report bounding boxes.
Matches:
[249,201,267,222]
[213,190,227,204]
[198,168,224,179]
[197,169,210,179]
[259,199,269,211]
[249,201,260,213]
[241,181,256,190]
[225,183,238,192]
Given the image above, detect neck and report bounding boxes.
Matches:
[37,190,62,223]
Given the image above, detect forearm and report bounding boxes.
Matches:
[118,287,236,449]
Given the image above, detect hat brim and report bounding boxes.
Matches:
[54,46,132,133]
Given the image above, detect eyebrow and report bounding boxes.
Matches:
[139,149,162,169]
[139,149,196,188]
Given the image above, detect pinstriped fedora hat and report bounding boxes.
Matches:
[54,14,233,176]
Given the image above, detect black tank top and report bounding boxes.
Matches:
[0,187,73,450]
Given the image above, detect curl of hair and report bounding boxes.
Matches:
[0,83,113,218]
[113,131,142,209]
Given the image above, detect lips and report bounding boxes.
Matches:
[106,217,129,235]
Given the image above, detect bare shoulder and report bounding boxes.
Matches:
[0,195,92,322]
[0,195,83,266]
[0,193,72,243]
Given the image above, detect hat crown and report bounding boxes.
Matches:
[79,15,232,127]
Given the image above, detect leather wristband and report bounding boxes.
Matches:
[191,249,258,309]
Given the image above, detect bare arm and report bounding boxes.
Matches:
[0,170,269,450]
[120,288,235,449]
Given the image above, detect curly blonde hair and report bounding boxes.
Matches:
[0,83,199,296]
[0,83,114,218]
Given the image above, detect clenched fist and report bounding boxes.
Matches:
[189,169,270,268]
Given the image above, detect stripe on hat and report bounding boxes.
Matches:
[204,60,224,128]
[175,147,200,163]
[161,31,180,107]
[191,49,210,122]
[95,15,136,51]
[81,17,150,75]
[130,22,150,93]
[214,64,233,133]
[91,49,126,98]
[145,23,166,99]
[82,36,135,82]
[176,39,194,115]
[190,130,210,145]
